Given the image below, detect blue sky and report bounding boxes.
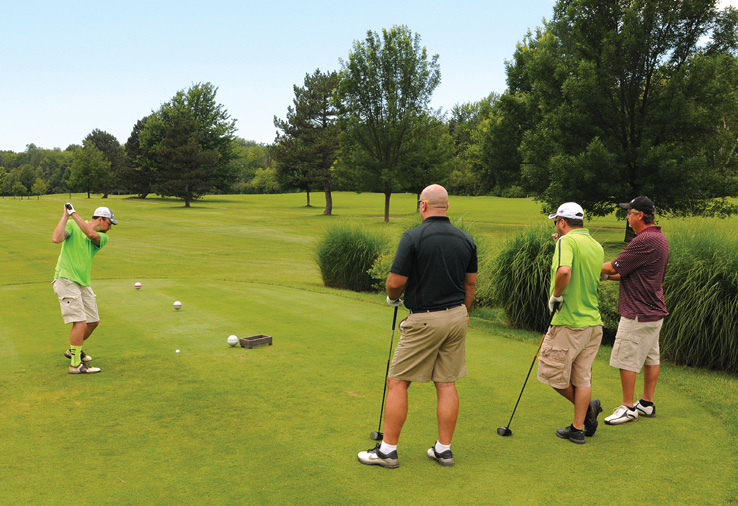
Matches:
[1,0,734,153]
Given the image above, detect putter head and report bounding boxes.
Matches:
[370,431,383,441]
[497,426,512,437]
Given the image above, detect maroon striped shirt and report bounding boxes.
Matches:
[612,226,669,322]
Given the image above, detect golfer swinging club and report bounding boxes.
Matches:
[537,202,604,444]
[52,203,117,374]
[358,184,477,468]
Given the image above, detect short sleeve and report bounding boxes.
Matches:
[556,236,574,268]
[96,232,109,250]
[390,232,414,276]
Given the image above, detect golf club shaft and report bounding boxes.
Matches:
[503,303,560,431]
[376,305,399,434]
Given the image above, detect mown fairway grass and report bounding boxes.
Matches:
[1,193,737,505]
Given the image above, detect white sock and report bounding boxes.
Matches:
[435,441,451,454]
[379,441,397,455]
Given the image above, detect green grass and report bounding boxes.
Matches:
[1,192,737,505]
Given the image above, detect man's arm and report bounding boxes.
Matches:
[69,211,101,246]
[52,209,69,243]
[386,272,408,300]
[553,266,571,296]
[463,272,477,312]
[602,261,621,281]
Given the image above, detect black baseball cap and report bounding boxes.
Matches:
[619,196,655,214]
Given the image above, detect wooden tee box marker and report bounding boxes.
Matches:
[239,335,273,349]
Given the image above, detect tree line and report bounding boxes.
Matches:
[3,1,738,218]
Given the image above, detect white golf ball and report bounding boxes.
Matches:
[134,282,142,290]
[176,349,180,354]
[173,301,182,310]
[227,335,238,347]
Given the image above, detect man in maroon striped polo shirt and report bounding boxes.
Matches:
[600,196,669,425]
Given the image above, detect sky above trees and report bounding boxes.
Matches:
[2,0,560,152]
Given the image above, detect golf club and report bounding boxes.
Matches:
[497,302,560,437]
[370,305,399,441]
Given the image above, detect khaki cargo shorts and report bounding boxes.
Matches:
[609,316,662,372]
[537,325,603,389]
[388,305,468,383]
[53,278,99,324]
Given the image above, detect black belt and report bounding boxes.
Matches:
[410,304,464,314]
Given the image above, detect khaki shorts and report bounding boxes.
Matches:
[609,316,662,372]
[537,325,603,389]
[53,278,99,324]
[388,305,468,383]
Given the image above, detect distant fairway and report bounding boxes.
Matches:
[1,193,736,505]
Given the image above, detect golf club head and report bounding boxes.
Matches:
[497,426,512,437]
[370,431,383,441]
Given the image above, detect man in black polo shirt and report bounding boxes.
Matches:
[358,184,478,469]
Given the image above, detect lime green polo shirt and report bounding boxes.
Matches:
[550,228,603,327]
[54,220,108,287]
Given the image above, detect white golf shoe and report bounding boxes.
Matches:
[635,400,656,417]
[604,405,638,425]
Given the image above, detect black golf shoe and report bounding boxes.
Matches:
[357,444,399,469]
[427,446,455,467]
[584,399,602,437]
[556,425,585,444]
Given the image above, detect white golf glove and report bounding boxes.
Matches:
[386,296,403,307]
[64,203,76,215]
[600,272,609,281]
[548,295,563,312]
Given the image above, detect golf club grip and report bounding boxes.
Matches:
[391,305,398,329]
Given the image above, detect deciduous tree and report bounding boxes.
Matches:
[84,129,124,198]
[509,0,738,216]
[138,83,237,206]
[67,142,110,198]
[337,25,441,222]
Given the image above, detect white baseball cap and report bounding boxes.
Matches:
[548,202,584,220]
[93,206,119,225]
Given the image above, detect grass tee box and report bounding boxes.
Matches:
[239,334,272,348]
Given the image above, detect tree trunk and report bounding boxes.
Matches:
[185,186,191,207]
[306,190,311,207]
[624,220,635,243]
[384,189,391,223]
[323,182,332,215]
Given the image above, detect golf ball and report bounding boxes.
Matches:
[134,282,142,290]
[176,349,180,354]
[173,301,182,310]
[227,335,238,347]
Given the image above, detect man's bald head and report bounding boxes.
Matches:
[419,184,449,218]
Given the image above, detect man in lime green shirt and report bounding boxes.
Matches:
[52,203,117,374]
[537,202,604,444]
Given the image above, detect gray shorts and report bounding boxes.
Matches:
[609,316,662,372]
[53,278,99,324]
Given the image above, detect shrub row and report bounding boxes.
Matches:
[660,221,738,373]
[316,219,738,373]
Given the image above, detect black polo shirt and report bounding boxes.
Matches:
[390,216,478,312]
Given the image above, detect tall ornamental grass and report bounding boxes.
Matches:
[491,225,555,332]
[315,225,389,292]
[661,220,738,373]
